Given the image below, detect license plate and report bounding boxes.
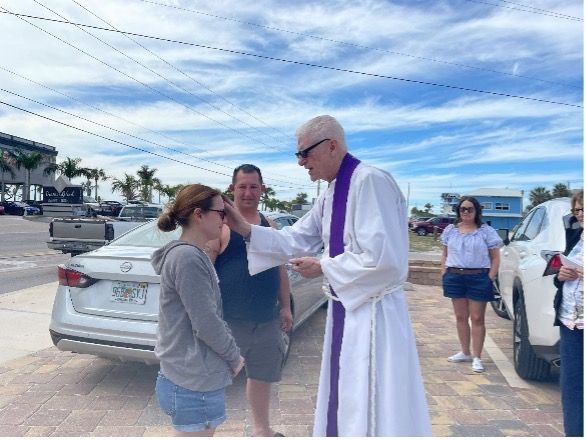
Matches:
[111,281,148,305]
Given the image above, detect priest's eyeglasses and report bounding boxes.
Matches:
[295,138,331,159]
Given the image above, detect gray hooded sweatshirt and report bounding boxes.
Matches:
[151,240,240,392]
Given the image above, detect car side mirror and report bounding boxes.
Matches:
[498,228,510,245]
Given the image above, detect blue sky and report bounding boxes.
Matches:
[0,0,583,212]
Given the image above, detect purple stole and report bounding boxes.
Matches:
[326,153,361,437]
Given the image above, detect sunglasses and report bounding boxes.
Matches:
[459,207,475,213]
[572,208,584,215]
[295,138,330,159]
[208,209,225,220]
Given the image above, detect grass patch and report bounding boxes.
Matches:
[409,232,443,253]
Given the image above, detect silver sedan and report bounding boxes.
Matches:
[49,213,325,364]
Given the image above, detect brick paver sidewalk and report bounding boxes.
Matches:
[0,284,563,436]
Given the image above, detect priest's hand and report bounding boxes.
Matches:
[289,256,322,278]
[223,196,251,239]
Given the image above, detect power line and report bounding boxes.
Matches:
[0,87,311,189]
[0,5,288,155]
[0,65,309,187]
[71,0,292,144]
[0,10,580,109]
[0,99,311,190]
[133,0,581,90]
[463,0,583,22]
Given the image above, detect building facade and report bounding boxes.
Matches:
[0,131,58,200]
[466,188,523,230]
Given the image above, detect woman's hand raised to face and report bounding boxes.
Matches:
[222,196,252,238]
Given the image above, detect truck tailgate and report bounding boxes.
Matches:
[50,218,108,242]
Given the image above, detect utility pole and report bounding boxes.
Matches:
[317,179,321,198]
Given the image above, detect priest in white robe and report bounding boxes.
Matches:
[223,115,431,437]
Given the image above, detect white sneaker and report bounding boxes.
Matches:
[447,351,473,363]
[472,357,485,373]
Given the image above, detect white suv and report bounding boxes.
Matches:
[497,197,572,381]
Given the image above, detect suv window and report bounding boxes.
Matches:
[512,207,546,242]
[523,207,547,241]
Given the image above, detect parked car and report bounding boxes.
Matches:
[0,205,4,215]
[98,200,123,216]
[23,200,43,215]
[117,204,163,221]
[408,216,432,230]
[0,201,41,216]
[411,216,455,236]
[496,197,572,381]
[49,214,326,364]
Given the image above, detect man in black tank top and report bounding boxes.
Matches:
[207,164,292,437]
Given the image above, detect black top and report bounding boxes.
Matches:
[553,217,583,326]
[215,213,281,323]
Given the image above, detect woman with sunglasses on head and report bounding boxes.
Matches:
[440,196,503,373]
[553,189,583,437]
[151,184,245,436]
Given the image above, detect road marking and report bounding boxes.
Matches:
[0,251,61,259]
[484,333,534,389]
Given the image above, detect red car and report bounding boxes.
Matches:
[411,216,455,236]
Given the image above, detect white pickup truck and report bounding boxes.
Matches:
[47,204,163,256]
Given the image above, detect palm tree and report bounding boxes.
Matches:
[58,157,84,181]
[111,174,139,202]
[260,186,276,211]
[0,148,16,202]
[136,165,158,202]
[81,180,93,197]
[11,149,45,200]
[82,168,108,200]
[552,183,572,198]
[528,186,552,210]
[155,183,182,203]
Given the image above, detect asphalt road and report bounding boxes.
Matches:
[0,215,69,294]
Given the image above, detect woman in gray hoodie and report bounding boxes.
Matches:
[151,184,244,436]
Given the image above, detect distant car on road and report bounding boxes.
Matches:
[23,200,43,215]
[408,216,433,230]
[49,214,326,364]
[496,197,572,381]
[411,216,455,236]
[0,205,4,215]
[0,201,41,216]
[98,201,123,216]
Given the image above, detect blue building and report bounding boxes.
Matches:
[466,188,523,230]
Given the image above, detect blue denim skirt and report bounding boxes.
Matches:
[155,372,226,432]
[442,270,495,302]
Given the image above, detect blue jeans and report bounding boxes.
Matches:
[560,326,583,437]
[155,373,226,432]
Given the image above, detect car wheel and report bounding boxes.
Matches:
[416,228,427,236]
[513,290,551,381]
[490,278,509,319]
[491,297,509,319]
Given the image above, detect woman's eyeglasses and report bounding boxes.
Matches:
[459,207,475,213]
[208,209,226,220]
[572,208,584,215]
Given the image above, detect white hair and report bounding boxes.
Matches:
[296,115,348,152]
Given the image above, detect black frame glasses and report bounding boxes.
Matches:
[295,138,331,159]
[572,208,584,214]
[459,207,475,213]
[207,209,226,220]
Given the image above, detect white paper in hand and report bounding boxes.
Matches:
[560,254,582,270]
